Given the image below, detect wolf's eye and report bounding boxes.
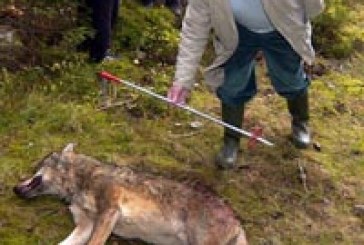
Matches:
[34,152,60,170]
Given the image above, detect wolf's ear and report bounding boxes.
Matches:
[62,143,76,154]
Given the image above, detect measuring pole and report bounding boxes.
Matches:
[99,71,274,147]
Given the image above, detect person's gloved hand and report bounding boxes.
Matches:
[167,83,190,105]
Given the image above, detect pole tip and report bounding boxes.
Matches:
[98,71,120,82]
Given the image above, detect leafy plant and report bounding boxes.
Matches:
[0,0,90,70]
[117,0,180,64]
[313,0,364,58]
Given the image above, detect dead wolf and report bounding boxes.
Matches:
[14,143,248,245]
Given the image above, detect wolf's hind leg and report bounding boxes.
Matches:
[58,204,94,245]
[87,208,120,245]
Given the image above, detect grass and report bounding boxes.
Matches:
[1,54,363,244]
[0,3,363,245]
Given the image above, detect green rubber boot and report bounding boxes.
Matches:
[215,103,244,169]
[287,91,311,148]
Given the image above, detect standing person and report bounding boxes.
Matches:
[168,0,325,169]
[165,0,183,16]
[84,0,120,63]
[141,0,182,16]
[141,0,154,8]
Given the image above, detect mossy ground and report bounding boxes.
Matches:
[0,1,363,245]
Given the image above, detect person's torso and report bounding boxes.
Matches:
[229,0,275,33]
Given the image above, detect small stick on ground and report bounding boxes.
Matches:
[97,101,125,111]
[298,160,308,192]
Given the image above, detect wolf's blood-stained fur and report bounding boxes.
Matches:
[14,144,248,245]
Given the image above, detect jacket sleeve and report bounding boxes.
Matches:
[174,0,211,90]
[303,0,325,19]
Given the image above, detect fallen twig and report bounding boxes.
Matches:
[97,101,125,111]
[297,160,308,192]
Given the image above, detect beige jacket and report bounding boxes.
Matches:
[174,0,325,91]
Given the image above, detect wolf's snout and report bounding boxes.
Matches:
[13,185,31,198]
[13,175,43,198]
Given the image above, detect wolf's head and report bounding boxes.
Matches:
[13,143,76,199]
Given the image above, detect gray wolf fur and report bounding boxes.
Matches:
[14,143,248,245]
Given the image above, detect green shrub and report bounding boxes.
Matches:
[117,0,180,64]
[0,0,90,70]
[313,0,363,58]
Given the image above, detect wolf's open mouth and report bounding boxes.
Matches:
[14,175,42,197]
[26,175,42,190]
